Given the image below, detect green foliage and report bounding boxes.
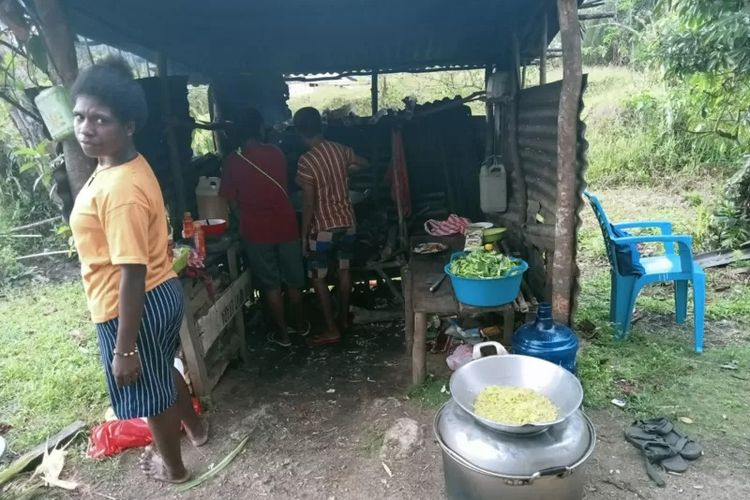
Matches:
[585,66,744,186]
[187,85,216,155]
[581,0,661,66]
[707,155,750,249]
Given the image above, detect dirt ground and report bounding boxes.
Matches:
[38,321,746,500]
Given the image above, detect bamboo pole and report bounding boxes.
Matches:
[552,0,583,325]
[371,71,379,116]
[540,12,548,85]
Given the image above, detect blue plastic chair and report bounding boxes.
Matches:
[583,192,705,353]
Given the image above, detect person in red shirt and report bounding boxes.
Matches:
[294,107,369,345]
[220,108,308,347]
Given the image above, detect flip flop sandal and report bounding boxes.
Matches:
[635,417,674,436]
[664,431,703,460]
[625,428,675,462]
[308,335,341,347]
[267,332,292,348]
[289,321,312,337]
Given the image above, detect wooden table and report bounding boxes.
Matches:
[404,235,515,385]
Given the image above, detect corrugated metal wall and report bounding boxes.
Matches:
[490,76,588,311]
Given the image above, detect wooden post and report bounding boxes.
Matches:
[508,46,527,224]
[32,0,94,198]
[512,32,522,89]
[484,65,495,158]
[540,12,548,85]
[412,312,427,385]
[371,71,379,116]
[552,0,583,325]
[403,265,414,355]
[157,53,187,219]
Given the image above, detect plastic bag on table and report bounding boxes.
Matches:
[446,344,474,371]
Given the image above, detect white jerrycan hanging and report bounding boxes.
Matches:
[479,156,507,213]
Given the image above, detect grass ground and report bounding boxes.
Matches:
[0,281,106,453]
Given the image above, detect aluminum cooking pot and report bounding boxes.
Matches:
[449,345,584,435]
[434,400,596,500]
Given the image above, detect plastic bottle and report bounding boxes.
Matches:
[512,303,579,374]
[192,221,206,258]
[182,212,194,239]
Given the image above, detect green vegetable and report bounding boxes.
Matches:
[450,251,518,279]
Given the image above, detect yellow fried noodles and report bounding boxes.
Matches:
[473,386,559,425]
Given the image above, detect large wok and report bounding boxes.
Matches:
[449,343,584,435]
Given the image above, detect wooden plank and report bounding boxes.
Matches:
[695,246,750,269]
[179,294,209,398]
[0,420,85,487]
[227,244,250,365]
[413,312,427,386]
[197,271,251,353]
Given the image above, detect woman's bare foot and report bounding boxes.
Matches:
[185,418,209,447]
[138,447,190,484]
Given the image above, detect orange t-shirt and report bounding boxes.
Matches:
[70,154,176,323]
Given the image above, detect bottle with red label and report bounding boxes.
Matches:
[182,212,194,239]
[192,221,206,259]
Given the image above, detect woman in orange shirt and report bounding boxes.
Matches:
[69,58,205,483]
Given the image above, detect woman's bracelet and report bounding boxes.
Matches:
[113,347,139,357]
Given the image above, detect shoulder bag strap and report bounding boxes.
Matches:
[235,149,288,198]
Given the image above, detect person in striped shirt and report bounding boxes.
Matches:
[294,107,369,345]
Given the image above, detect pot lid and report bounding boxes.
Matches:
[434,400,595,478]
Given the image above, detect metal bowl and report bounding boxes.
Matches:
[449,354,583,435]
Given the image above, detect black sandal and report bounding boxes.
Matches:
[664,430,703,460]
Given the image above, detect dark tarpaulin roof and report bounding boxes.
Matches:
[63,0,559,77]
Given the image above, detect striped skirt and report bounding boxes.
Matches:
[95,278,184,420]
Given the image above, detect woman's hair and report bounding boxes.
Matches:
[293,107,322,138]
[71,56,148,129]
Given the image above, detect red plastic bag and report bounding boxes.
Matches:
[87,398,202,458]
[87,419,152,458]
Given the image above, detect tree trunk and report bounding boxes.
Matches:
[9,106,45,147]
[33,0,94,198]
[552,0,583,325]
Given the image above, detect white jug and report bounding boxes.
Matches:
[196,176,229,221]
[479,157,507,213]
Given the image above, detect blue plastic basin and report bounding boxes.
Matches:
[444,252,528,307]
